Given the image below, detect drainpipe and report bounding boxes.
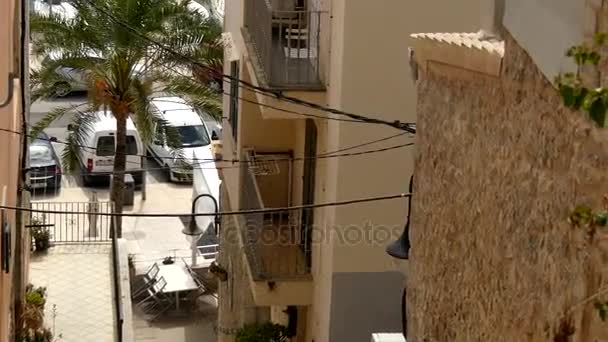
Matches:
[13,0,31,339]
[479,0,505,37]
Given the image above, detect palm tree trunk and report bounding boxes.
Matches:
[111,115,127,238]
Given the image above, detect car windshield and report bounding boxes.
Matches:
[29,145,54,162]
[176,125,210,147]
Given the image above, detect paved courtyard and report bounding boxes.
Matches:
[29,244,116,342]
[132,294,218,342]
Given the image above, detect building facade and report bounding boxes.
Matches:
[408,0,608,340]
[217,0,483,341]
[0,0,28,341]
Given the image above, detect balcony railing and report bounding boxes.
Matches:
[244,0,323,89]
[239,151,311,280]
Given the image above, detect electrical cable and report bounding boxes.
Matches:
[76,0,416,133]
[1,192,410,217]
[5,126,414,167]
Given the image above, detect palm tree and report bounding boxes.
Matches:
[30,0,223,236]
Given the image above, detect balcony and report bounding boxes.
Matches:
[243,0,324,90]
[237,150,313,305]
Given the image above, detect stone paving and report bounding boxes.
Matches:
[32,183,198,274]
[29,244,116,342]
[132,295,218,342]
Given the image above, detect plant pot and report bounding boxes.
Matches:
[34,239,49,252]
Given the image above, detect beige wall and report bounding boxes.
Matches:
[306,1,486,341]
[0,81,21,342]
[503,0,585,83]
[324,0,484,274]
[221,0,485,340]
[0,0,22,340]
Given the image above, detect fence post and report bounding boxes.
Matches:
[141,156,146,201]
[88,191,99,238]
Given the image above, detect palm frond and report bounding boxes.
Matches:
[160,75,222,120]
[128,78,156,143]
[61,107,98,171]
[30,103,90,138]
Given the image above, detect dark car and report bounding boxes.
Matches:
[29,132,62,190]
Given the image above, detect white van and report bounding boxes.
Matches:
[71,111,145,186]
[147,96,214,182]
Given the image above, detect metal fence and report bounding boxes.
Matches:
[244,0,323,88]
[29,198,113,243]
[239,151,311,280]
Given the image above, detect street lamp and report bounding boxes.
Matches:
[183,193,219,266]
[386,175,413,259]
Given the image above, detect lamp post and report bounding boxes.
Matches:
[183,193,219,266]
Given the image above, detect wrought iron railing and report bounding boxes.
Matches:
[244,0,323,89]
[29,199,113,243]
[239,150,311,280]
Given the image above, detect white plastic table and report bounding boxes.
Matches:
[157,263,198,310]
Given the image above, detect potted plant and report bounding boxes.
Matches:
[23,285,47,332]
[209,262,228,281]
[31,227,51,252]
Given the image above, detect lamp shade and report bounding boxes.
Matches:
[386,175,413,259]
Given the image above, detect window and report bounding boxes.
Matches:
[176,125,211,148]
[229,61,239,143]
[29,145,54,163]
[96,136,137,156]
[96,136,115,156]
[126,136,138,155]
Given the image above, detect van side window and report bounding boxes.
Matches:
[126,136,138,155]
[96,136,115,156]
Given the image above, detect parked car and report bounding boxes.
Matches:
[185,0,210,18]
[147,96,215,182]
[29,132,62,190]
[40,50,147,97]
[70,111,145,186]
[32,0,77,21]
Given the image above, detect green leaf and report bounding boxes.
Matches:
[595,32,607,46]
[574,87,589,110]
[587,96,607,127]
[597,301,608,322]
[594,212,608,226]
[571,205,593,225]
[589,51,602,66]
[559,85,577,108]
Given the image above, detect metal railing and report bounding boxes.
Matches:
[110,214,124,342]
[244,0,323,89]
[239,151,311,280]
[29,199,113,243]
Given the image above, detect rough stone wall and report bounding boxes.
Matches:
[408,31,608,341]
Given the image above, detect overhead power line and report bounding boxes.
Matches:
[4,193,410,217]
[9,126,414,167]
[78,0,416,133]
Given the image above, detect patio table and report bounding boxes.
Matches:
[157,263,199,310]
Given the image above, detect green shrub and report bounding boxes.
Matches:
[235,322,288,342]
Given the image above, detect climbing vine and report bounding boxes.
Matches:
[558,33,608,326]
[556,32,608,126]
